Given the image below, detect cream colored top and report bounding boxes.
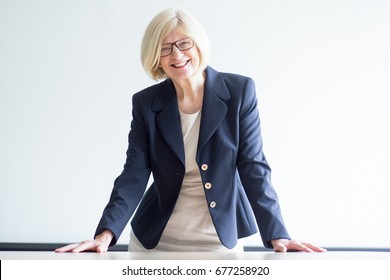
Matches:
[129,109,243,252]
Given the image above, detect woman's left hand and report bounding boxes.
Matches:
[271,239,327,253]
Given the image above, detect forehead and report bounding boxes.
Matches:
[162,27,188,44]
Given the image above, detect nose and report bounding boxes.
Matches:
[170,44,184,59]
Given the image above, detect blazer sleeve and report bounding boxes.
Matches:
[94,93,151,246]
[236,78,290,248]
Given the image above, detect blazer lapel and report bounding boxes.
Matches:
[151,67,230,166]
[152,80,185,167]
[197,67,231,153]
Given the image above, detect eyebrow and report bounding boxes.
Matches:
[162,37,189,45]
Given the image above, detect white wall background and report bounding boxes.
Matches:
[1,0,389,248]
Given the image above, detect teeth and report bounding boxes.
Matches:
[173,61,187,67]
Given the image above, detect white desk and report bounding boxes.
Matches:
[1,251,390,260]
[2,251,390,280]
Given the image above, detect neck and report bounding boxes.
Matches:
[172,71,206,114]
[171,71,205,99]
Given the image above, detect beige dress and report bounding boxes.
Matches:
[129,109,243,252]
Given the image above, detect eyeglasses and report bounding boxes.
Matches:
[160,37,194,57]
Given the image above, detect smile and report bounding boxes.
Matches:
[171,60,189,68]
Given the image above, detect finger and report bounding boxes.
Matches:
[96,244,109,253]
[273,242,288,253]
[288,241,313,253]
[71,240,98,253]
[302,242,327,252]
[55,243,82,253]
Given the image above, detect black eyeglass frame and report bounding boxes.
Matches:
[160,37,195,57]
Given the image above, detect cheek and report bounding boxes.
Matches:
[191,54,201,69]
[160,60,170,71]
[184,50,198,65]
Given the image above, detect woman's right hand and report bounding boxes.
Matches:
[55,230,114,253]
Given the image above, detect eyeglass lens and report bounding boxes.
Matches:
[160,37,194,57]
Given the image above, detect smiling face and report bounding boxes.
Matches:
[159,28,201,83]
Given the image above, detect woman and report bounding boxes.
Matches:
[56,8,326,253]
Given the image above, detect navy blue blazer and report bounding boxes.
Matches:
[95,66,290,249]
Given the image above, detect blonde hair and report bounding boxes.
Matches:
[141,8,211,80]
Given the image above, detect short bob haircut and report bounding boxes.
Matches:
[141,8,211,80]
